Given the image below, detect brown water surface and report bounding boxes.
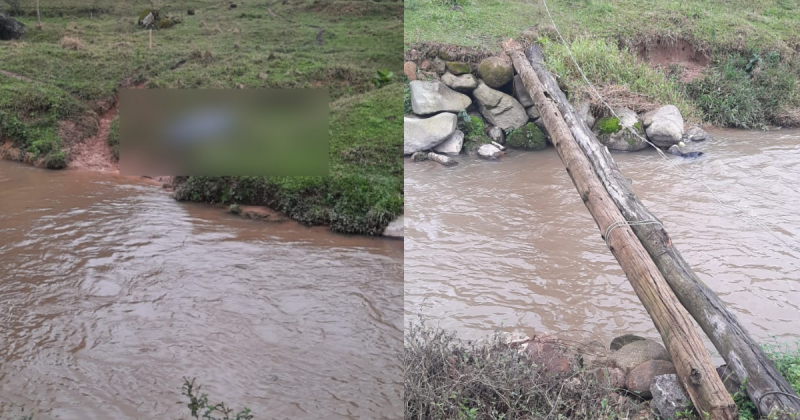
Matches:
[405,129,800,350]
[0,162,403,419]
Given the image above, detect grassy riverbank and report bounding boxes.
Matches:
[0,0,403,234]
[405,0,800,129]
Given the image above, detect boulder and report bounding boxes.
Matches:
[526,106,540,121]
[513,75,535,107]
[525,337,575,376]
[683,125,711,142]
[609,339,670,373]
[642,105,684,148]
[409,81,472,115]
[431,58,446,75]
[591,367,626,389]
[626,360,677,399]
[473,81,528,130]
[441,72,478,92]
[650,374,689,420]
[610,334,646,351]
[506,122,546,150]
[433,130,464,155]
[445,61,472,75]
[404,61,417,81]
[382,216,404,238]
[593,108,647,152]
[487,126,505,144]
[0,13,26,40]
[477,56,513,88]
[404,113,458,155]
[477,144,503,160]
[411,151,428,162]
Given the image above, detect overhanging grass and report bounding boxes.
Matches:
[173,83,403,235]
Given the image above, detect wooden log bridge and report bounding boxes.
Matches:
[502,39,737,419]
[521,44,800,418]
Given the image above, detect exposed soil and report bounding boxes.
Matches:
[636,39,710,82]
[67,100,117,171]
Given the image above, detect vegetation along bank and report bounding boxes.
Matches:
[0,0,404,235]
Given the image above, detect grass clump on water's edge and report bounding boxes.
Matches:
[174,83,403,235]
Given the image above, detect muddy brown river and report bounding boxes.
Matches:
[0,162,403,419]
[405,129,800,352]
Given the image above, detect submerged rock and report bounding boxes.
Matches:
[477,56,513,88]
[651,374,689,420]
[473,81,528,130]
[409,80,472,115]
[404,113,458,155]
[477,144,503,160]
[593,108,647,152]
[433,130,464,155]
[441,72,478,92]
[0,13,25,40]
[684,125,711,142]
[642,105,684,148]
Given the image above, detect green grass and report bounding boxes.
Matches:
[173,82,403,235]
[1,0,403,234]
[405,0,800,127]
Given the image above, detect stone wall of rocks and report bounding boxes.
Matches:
[404,49,712,164]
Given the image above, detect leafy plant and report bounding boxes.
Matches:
[372,69,394,88]
[182,378,254,420]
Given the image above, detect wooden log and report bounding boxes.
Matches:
[427,152,458,167]
[524,44,800,418]
[503,39,737,420]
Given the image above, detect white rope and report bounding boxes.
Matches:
[538,0,800,255]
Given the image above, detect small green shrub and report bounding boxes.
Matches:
[596,117,622,135]
[457,110,485,141]
[182,378,253,420]
[44,151,67,169]
[506,122,546,150]
[371,69,394,88]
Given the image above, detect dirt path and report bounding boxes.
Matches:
[67,101,117,172]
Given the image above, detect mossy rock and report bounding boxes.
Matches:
[138,9,154,22]
[459,114,485,141]
[463,135,492,154]
[156,18,175,29]
[446,61,472,75]
[596,116,622,135]
[477,56,513,88]
[506,122,546,150]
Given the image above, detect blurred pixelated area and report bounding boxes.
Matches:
[119,89,329,176]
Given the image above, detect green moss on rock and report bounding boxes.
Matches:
[596,116,622,135]
[156,18,174,29]
[477,57,513,88]
[446,61,472,75]
[44,151,67,169]
[506,122,546,150]
[459,115,485,141]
